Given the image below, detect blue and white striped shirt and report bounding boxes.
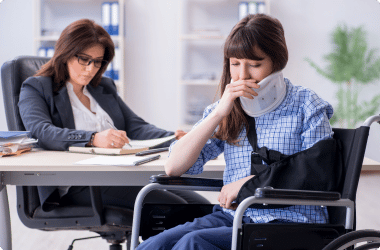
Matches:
[171,78,334,224]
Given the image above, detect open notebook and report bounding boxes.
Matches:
[69,135,175,155]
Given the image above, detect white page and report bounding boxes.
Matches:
[123,135,175,149]
[75,155,145,166]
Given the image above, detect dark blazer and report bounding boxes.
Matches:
[18,76,173,211]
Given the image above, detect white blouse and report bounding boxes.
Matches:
[66,82,114,132]
[60,82,116,197]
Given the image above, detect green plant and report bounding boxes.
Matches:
[305,24,380,128]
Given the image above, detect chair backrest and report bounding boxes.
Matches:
[328,126,370,226]
[1,56,50,131]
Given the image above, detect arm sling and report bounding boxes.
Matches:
[236,115,343,205]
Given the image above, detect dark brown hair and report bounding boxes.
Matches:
[214,14,288,144]
[35,19,115,92]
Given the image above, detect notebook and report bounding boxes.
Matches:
[69,135,175,155]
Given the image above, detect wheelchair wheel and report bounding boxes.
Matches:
[322,230,380,250]
[354,242,380,250]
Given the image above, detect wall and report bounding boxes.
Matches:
[1,0,380,160]
[268,0,380,161]
[0,0,34,131]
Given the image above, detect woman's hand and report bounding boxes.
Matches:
[217,175,254,210]
[174,130,187,140]
[92,129,129,148]
[214,80,259,118]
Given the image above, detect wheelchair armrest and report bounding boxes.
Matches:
[149,174,223,187]
[255,188,341,201]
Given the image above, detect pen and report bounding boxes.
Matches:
[135,147,169,156]
[105,119,132,147]
[133,154,161,166]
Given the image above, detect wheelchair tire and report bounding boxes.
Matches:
[354,242,380,250]
[322,230,380,250]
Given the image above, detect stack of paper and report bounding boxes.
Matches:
[0,131,38,157]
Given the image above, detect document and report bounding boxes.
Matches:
[0,131,38,156]
[69,135,175,155]
[75,154,160,166]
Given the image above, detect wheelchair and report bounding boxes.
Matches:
[130,114,380,250]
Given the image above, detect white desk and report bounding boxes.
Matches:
[0,150,379,250]
[0,150,225,250]
[0,150,225,186]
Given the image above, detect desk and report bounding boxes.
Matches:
[0,150,379,250]
[0,150,224,250]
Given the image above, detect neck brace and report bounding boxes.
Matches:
[239,71,286,117]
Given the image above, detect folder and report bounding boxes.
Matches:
[239,2,249,20]
[46,47,55,58]
[257,2,266,13]
[104,61,114,79]
[0,131,38,157]
[38,47,47,57]
[102,2,112,35]
[69,135,175,155]
[0,131,30,139]
[113,47,120,80]
[248,1,258,14]
[111,2,119,36]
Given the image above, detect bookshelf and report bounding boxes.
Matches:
[33,0,126,100]
[177,0,270,131]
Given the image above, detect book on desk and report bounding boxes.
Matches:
[69,135,175,155]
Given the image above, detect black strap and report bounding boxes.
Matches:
[245,114,286,170]
[245,114,258,152]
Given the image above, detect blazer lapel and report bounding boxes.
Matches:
[54,85,76,129]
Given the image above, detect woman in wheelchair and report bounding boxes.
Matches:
[18,19,205,213]
[136,14,336,250]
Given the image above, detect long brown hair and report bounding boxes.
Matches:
[214,14,288,144]
[35,19,115,92]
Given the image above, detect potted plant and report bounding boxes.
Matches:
[306,24,380,128]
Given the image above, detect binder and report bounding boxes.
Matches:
[0,131,30,139]
[113,47,120,80]
[104,61,114,79]
[248,1,258,14]
[38,47,47,57]
[46,47,55,57]
[257,2,266,13]
[102,2,112,35]
[111,2,119,36]
[239,2,249,20]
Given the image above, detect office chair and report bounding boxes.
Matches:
[130,115,380,250]
[0,56,210,250]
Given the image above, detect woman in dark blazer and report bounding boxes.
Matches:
[18,19,206,212]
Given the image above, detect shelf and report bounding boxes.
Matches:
[35,35,123,43]
[180,34,225,40]
[180,80,220,86]
[34,0,126,100]
[178,0,271,128]
[189,0,230,3]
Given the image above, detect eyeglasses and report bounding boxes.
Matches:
[75,55,108,68]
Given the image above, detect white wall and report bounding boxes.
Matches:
[1,0,380,160]
[268,0,380,161]
[0,0,34,131]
